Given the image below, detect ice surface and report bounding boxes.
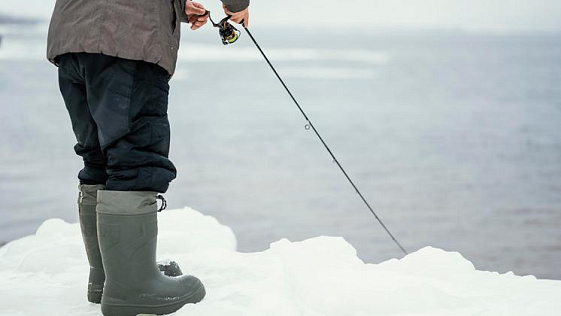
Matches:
[0,207,560,316]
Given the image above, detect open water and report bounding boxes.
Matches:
[1,24,560,279]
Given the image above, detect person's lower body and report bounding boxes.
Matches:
[58,53,205,314]
[58,52,176,192]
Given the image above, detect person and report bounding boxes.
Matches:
[46,0,250,315]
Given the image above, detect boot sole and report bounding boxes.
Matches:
[101,283,206,316]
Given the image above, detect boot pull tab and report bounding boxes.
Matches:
[156,195,167,212]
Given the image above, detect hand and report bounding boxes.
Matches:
[223,4,249,27]
[186,1,208,30]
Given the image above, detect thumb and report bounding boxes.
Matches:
[191,3,207,15]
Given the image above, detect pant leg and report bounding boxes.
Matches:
[58,54,109,185]
[78,53,177,193]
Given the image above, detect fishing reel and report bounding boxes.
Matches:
[206,11,241,45]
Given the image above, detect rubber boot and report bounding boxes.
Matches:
[78,184,107,303]
[78,185,185,304]
[97,190,206,316]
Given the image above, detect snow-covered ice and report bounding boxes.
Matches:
[0,207,560,316]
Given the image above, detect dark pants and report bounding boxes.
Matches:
[58,53,176,193]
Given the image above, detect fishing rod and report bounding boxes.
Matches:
[205,12,408,256]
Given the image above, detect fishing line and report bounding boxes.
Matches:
[206,12,408,255]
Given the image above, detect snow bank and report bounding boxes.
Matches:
[0,207,560,316]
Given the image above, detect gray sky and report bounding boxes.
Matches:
[2,0,561,32]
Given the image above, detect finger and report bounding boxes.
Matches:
[193,2,205,9]
[191,22,204,30]
[243,12,249,27]
[193,7,207,15]
[193,4,207,13]
[190,3,207,15]
[188,15,198,24]
[189,13,208,25]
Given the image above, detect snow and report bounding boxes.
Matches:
[0,207,560,316]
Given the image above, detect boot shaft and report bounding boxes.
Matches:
[78,184,107,303]
[79,184,106,208]
[96,191,162,291]
[97,211,160,282]
[78,184,106,269]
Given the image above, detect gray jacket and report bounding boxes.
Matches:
[47,0,249,76]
